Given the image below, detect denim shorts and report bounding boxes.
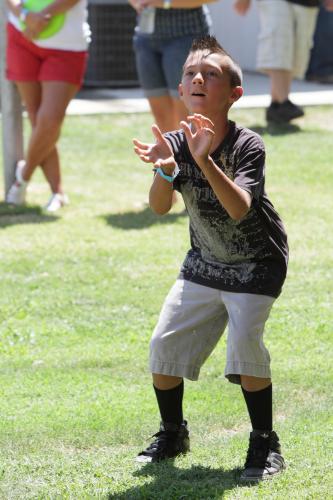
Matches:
[133,34,195,98]
[149,279,276,385]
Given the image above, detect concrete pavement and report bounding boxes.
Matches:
[68,71,333,115]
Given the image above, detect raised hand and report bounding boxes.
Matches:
[128,0,145,14]
[324,0,333,11]
[180,114,215,168]
[23,11,50,40]
[133,124,176,171]
[233,0,251,15]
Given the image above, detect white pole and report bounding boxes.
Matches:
[0,0,24,198]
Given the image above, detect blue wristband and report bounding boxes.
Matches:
[154,165,179,183]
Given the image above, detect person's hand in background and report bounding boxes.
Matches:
[233,0,251,16]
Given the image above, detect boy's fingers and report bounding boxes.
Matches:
[202,117,214,128]
[138,154,153,163]
[180,120,190,130]
[133,138,150,150]
[134,147,152,161]
[192,113,204,123]
[133,145,146,155]
[192,113,214,128]
[189,115,203,128]
[180,120,192,140]
[185,115,196,124]
[203,128,215,136]
[151,124,164,142]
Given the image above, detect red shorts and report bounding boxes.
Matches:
[6,23,88,87]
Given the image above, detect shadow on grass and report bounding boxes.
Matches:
[103,207,187,230]
[108,462,248,499]
[0,203,58,228]
[249,122,303,136]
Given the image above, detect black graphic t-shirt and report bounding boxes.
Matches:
[166,121,289,298]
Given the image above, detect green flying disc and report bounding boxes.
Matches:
[20,0,66,39]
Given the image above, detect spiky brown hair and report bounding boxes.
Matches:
[189,35,242,87]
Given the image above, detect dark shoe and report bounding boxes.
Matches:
[240,430,286,482]
[266,100,304,124]
[306,73,333,84]
[136,421,190,463]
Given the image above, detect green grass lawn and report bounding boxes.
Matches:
[0,106,332,499]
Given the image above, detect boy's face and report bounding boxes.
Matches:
[179,50,243,116]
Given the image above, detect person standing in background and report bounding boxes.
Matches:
[306,0,333,84]
[128,0,217,133]
[5,0,90,211]
[234,0,333,124]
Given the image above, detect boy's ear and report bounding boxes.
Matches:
[230,86,243,103]
[178,83,183,98]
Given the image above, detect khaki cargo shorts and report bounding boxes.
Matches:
[149,279,276,385]
[256,0,318,79]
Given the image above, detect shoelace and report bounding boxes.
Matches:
[142,431,173,456]
[245,439,270,468]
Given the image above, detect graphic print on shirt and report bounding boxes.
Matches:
[168,123,288,297]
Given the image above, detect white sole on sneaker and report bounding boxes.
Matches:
[15,160,27,184]
[6,160,28,205]
[44,193,69,212]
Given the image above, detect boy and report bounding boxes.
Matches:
[133,36,288,481]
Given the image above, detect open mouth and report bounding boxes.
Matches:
[191,92,206,97]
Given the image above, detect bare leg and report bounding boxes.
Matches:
[267,69,293,103]
[16,80,78,192]
[40,147,62,194]
[148,95,188,133]
[154,374,271,391]
[153,373,182,390]
[15,82,61,193]
[172,96,189,125]
[241,375,271,392]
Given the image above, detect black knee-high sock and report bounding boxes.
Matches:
[242,384,273,431]
[153,380,184,425]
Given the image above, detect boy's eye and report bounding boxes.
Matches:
[207,71,218,77]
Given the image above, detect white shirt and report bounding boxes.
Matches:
[8,0,90,51]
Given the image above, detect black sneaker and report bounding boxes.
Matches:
[240,430,286,482]
[136,421,190,463]
[266,99,304,124]
[306,73,333,84]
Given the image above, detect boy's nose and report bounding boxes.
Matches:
[192,72,204,83]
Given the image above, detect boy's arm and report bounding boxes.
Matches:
[181,114,252,221]
[133,124,177,215]
[198,156,252,220]
[149,159,177,215]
